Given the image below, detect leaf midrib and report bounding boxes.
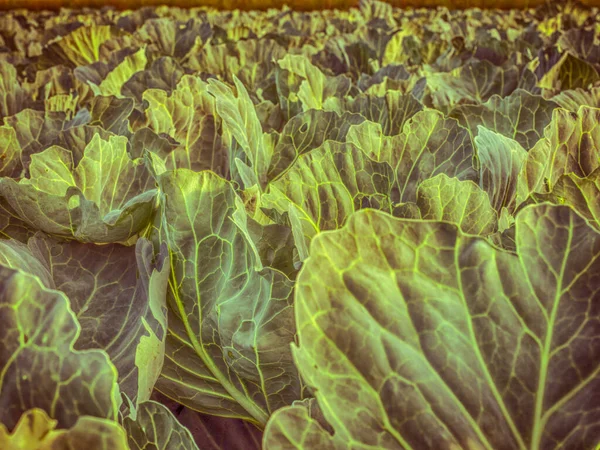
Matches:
[530,215,573,450]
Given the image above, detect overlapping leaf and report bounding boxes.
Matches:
[262,140,395,261]
[394,173,498,236]
[450,89,558,149]
[348,110,478,204]
[1,1,600,449]
[474,126,528,217]
[0,134,156,243]
[207,76,272,189]
[268,109,365,182]
[143,75,229,176]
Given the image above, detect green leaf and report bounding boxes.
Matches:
[556,29,600,66]
[89,95,135,136]
[515,137,552,205]
[4,110,67,171]
[529,168,600,231]
[348,112,478,205]
[0,266,120,430]
[450,89,558,150]
[122,56,185,103]
[262,140,395,256]
[412,173,498,236]
[264,402,339,450]
[0,409,129,450]
[268,109,365,182]
[153,170,300,427]
[0,198,39,243]
[40,24,114,68]
[278,54,327,111]
[123,400,199,450]
[278,203,600,449]
[0,62,28,121]
[516,105,600,205]
[389,110,478,203]
[0,239,54,288]
[342,90,423,137]
[0,125,23,179]
[0,134,156,243]
[89,47,148,98]
[143,75,229,177]
[474,126,528,214]
[207,76,271,189]
[276,54,352,114]
[137,18,210,60]
[27,235,170,409]
[550,86,600,111]
[538,52,600,92]
[421,60,518,110]
[540,106,600,189]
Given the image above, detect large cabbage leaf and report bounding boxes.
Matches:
[265,203,600,449]
[27,235,170,409]
[152,170,301,427]
[0,263,121,430]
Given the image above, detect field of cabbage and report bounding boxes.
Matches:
[0,0,599,449]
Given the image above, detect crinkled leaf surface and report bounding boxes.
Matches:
[3,110,68,172]
[390,110,478,203]
[342,91,423,137]
[40,24,114,68]
[550,86,600,111]
[153,170,300,427]
[421,60,519,110]
[539,106,600,189]
[270,203,600,450]
[529,168,600,231]
[348,110,477,204]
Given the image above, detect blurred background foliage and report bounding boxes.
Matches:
[2,0,600,12]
